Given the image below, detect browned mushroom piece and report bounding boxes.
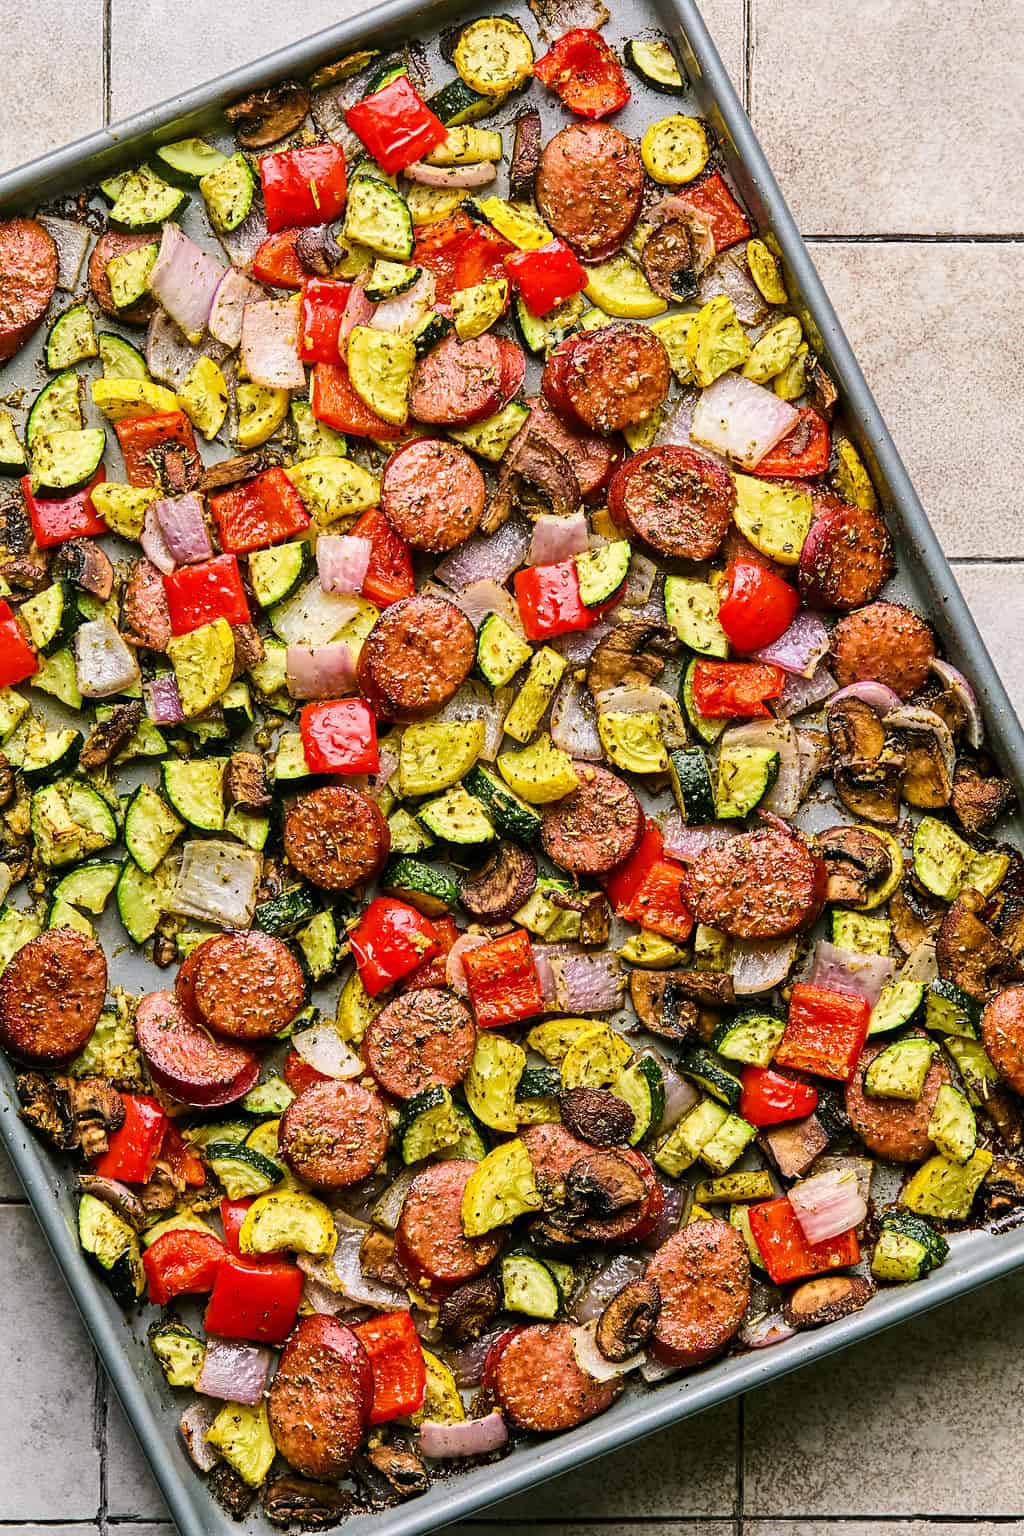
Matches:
[78,700,144,771]
[578,891,612,947]
[951,760,1016,836]
[1,557,49,593]
[231,622,265,675]
[508,429,581,519]
[225,752,272,811]
[935,887,1010,1002]
[817,824,893,907]
[52,538,115,600]
[640,219,699,302]
[457,841,537,921]
[587,620,677,697]
[209,1462,257,1518]
[981,1155,1024,1216]
[627,968,699,1042]
[890,878,945,955]
[198,449,283,492]
[828,696,885,761]
[559,1087,635,1147]
[362,1442,430,1498]
[834,754,904,825]
[808,358,839,419]
[565,1150,647,1218]
[437,1274,503,1343]
[16,1073,125,1158]
[595,1277,661,1361]
[759,1114,831,1180]
[296,223,348,277]
[782,1273,872,1330]
[224,80,311,146]
[262,1475,353,1531]
[0,752,15,808]
[509,108,543,199]
[886,709,954,809]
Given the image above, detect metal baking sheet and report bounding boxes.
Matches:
[2,2,1023,1534]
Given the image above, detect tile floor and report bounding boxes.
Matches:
[1,0,1023,1532]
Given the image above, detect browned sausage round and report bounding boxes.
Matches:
[363,986,476,1100]
[542,324,671,436]
[284,785,390,891]
[88,231,156,325]
[494,1322,621,1431]
[845,1039,950,1162]
[192,930,306,1040]
[524,395,622,502]
[0,218,58,361]
[394,1159,504,1293]
[278,1079,391,1188]
[830,601,935,700]
[410,333,505,426]
[683,827,827,939]
[0,929,106,1064]
[357,592,476,722]
[381,438,485,552]
[134,990,260,1107]
[541,761,644,877]
[798,495,895,613]
[982,985,1024,1096]
[536,124,644,260]
[174,936,219,1021]
[520,1123,663,1243]
[608,445,736,561]
[121,558,172,652]
[645,1218,750,1367]
[268,1315,373,1479]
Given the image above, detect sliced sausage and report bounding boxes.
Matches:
[798,495,895,613]
[608,445,736,561]
[381,439,485,552]
[494,1322,621,1431]
[542,325,672,436]
[174,935,220,1021]
[684,826,827,939]
[410,333,505,426]
[193,930,307,1041]
[363,986,476,1100]
[121,558,172,652]
[536,124,644,261]
[284,785,390,891]
[524,395,621,502]
[357,592,476,722]
[829,601,936,700]
[496,337,527,401]
[645,1219,751,1367]
[982,985,1024,1096]
[134,990,260,1107]
[0,929,106,1064]
[278,1079,391,1188]
[395,1160,504,1293]
[268,1316,373,1479]
[541,761,644,877]
[845,1039,950,1162]
[0,218,58,361]
[520,1123,663,1243]
[88,230,156,325]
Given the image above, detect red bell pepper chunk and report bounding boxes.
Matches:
[690,659,787,719]
[0,601,38,687]
[462,927,544,1029]
[402,915,460,991]
[204,1255,304,1344]
[775,983,871,1083]
[534,28,631,118]
[260,142,348,233]
[350,897,441,997]
[114,411,199,490]
[143,1228,227,1306]
[251,228,307,289]
[209,466,310,555]
[515,559,594,640]
[413,211,475,304]
[163,553,251,635]
[300,699,379,775]
[22,468,107,549]
[161,1121,206,1188]
[672,170,752,253]
[618,857,694,942]
[452,223,514,292]
[605,819,664,909]
[748,1194,860,1285]
[220,1197,256,1258]
[754,406,831,479]
[298,277,354,364]
[311,360,404,441]
[739,1065,819,1127]
[345,76,447,174]
[352,1310,426,1424]
[283,1048,329,1096]
[350,507,415,607]
[92,1093,167,1184]
[717,561,800,653]
[505,240,586,317]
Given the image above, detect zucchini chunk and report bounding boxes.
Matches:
[109,165,188,231]
[476,612,532,688]
[0,411,26,475]
[200,152,256,233]
[872,1210,949,1283]
[125,783,185,872]
[78,1193,145,1306]
[46,305,98,371]
[501,1252,561,1318]
[400,1085,463,1164]
[624,38,686,93]
[154,137,228,185]
[98,333,150,380]
[27,370,82,447]
[149,1321,206,1387]
[161,757,227,832]
[665,575,729,657]
[344,178,414,259]
[641,115,709,185]
[454,17,534,96]
[464,763,542,843]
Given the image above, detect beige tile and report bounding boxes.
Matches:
[0,0,104,175]
[953,563,1024,721]
[808,240,1024,559]
[689,0,745,95]
[105,1388,169,1521]
[750,0,1024,235]
[744,1268,1024,1517]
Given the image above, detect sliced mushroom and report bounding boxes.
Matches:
[225,751,272,812]
[1,557,49,593]
[596,1277,661,1361]
[52,537,114,600]
[198,448,283,493]
[951,759,1015,836]
[759,1114,831,1180]
[458,841,537,921]
[508,430,581,518]
[587,620,677,697]
[0,753,16,809]
[17,1073,125,1158]
[231,621,265,677]
[263,1475,352,1529]
[510,108,542,199]
[362,1442,430,1498]
[640,219,699,303]
[982,1155,1024,1216]
[16,1071,77,1149]
[151,437,203,496]
[560,1087,636,1147]
[828,697,885,761]
[890,878,945,954]
[782,1273,872,1330]
[437,1274,503,1343]
[296,223,347,277]
[0,488,31,560]
[209,1462,256,1518]
[886,706,954,809]
[224,80,310,147]
[935,887,1009,1001]
[817,823,893,907]
[79,1176,147,1230]
[79,700,143,771]
[664,969,736,1007]
[578,891,611,947]
[360,1228,408,1291]
[991,847,1024,974]
[565,1150,647,1217]
[834,753,904,825]
[807,356,839,420]
[628,969,699,1043]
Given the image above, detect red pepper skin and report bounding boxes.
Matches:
[300,699,379,775]
[402,915,459,991]
[352,1310,426,1424]
[350,897,441,997]
[350,507,415,608]
[0,601,38,687]
[22,467,107,548]
[754,407,831,480]
[739,1065,819,1127]
[748,1195,860,1285]
[299,277,353,364]
[717,561,800,653]
[690,659,787,719]
[345,77,447,174]
[251,228,306,289]
[462,927,545,1029]
[618,857,694,942]
[673,170,752,252]
[260,143,348,233]
[515,560,593,640]
[161,1121,206,1188]
[143,1229,227,1306]
[311,360,404,440]
[204,1255,304,1344]
[220,1197,256,1258]
[775,983,871,1083]
[283,1049,329,1096]
[534,28,631,118]
[163,553,252,635]
[604,819,664,910]
[452,223,514,292]
[91,1094,167,1184]
[505,240,587,316]
[209,466,310,555]
[413,212,475,304]
[114,411,199,490]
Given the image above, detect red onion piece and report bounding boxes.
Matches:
[549,948,624,1013]
[532,943,557,1007]
[405,159,497,188]
[690,374,799,470]
[656,1061,701,1132]
[140,502,176,575]
[38,216,91,291]
[215,201,269,272]
[447,578,524,634]
[550,673,603,760]
[719,720,801,817]
[929,657,984,749]
[209,266,261,348]
[148,223,226,345]
[740,1312,796,1350]
[573,1253,647,1324]
[618,551,659,609]
[146,307,228,388]
[292,1022,362,1078]
[789,1166,866,1246]
[154,493,212,565]
[572,1320,645,1381]
[74,616,141,698]
[299,1221,408,1310]
[772,665,837,720]
[317,534,372,595]
[900,938,938,986]
[829,680,901,715]
[446,933,489,996]
[698,250,769,325]
[451,1327,507,1387]
[301,1274,351,1314]
[730,936,798,996]
[145,674,185,725]
[339,275,377,342]
[640,1354,681,1382]
[285,642,357,699]
[179,1399,221,1472]
[796,725,830,799]
[810,940,895,1006]
[371,269,436,334]
[660,813,736,863]
[436,680,507,761]
[641,1179,687,1250]
[172,839,261,928]
[196,1339,271,1405]
[528,510,589,566]
[551,620,610,663]
[754,611,830,678]
[240,297,306,389]
[420,1412,508,1459]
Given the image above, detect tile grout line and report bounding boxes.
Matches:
[742,0,753,115]
[95,1354,109,1536]
[102,0,112,126]
[805,232,1024,244]
[736,1390,745,1536]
